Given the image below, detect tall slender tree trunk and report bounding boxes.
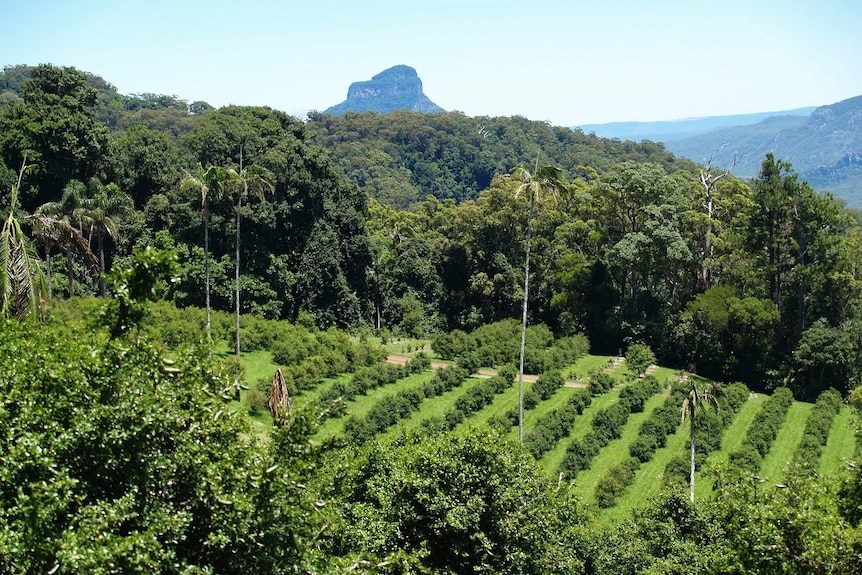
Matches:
[235,197,242,361]
[517,197,535,443]
[689,412,696,503]
[98,233,106,297]
[204,203,212,346]
[67,248,75,297]
[45,247,53,298]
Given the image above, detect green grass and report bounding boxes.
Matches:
[522,385,583,429]
[696,393,769,496]
[313,371,437,440]
[564,355,616,381]
[819,406,859,478]
[388,375,490,435]
[600,414,690,524]
[577,393,667,507]
[369,336,434,358]
[760,401,812,483]
[462,377,522,428]
[539,389,621,475]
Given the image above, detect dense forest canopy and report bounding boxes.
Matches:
[2,63,862,399]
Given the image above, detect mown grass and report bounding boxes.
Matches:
[461,378,519,427]
[599,416,690,524]
[386,375,491,435]
[313,371,438,440]
[539,389,622,475]
[564,355,617,381]
[696,393,769,496]
[760,401,812,483]
[577,393,667,507]
[820,406,859,478]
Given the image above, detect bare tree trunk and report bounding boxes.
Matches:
[517,197,535,443]
[204,204,212,346]
[235,197,242,361]
[690,414,696,503]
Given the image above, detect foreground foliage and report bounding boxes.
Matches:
[0,318,326,573]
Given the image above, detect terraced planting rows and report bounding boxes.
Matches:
[262,350,858,519]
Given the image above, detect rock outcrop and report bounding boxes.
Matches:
[324,65,444,115]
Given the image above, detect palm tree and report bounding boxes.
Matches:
[510,159,568,441]
[227,155,274,360]
[680,380,723,502]
[1,158,48,320]
[43,180,89,297]
[180,164,235,344]
[26,211,97,298]
[79,178,134,297]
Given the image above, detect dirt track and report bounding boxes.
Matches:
[385,355,587,387]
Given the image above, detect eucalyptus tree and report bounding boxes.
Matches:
[1,159,47,319]
[510,161,568,441]
[180,163,236,343]
[680,379,723,502]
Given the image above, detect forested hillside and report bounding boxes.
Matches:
[307,109,695,207]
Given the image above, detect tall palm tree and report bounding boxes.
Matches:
[1,159,48,320]
[44,180,89,297]
[180,164,236,344]
[510,160,568,441]
[680,380,723,502]
[227,156,274,360]
[79,178,134,297]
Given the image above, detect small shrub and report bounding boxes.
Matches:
[243,386,268,416]
[625,343,655,377]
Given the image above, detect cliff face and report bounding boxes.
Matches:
[324,65,444,115]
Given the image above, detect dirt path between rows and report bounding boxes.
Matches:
[384,355,588,388]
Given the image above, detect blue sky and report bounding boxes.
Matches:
[4,0,861,126]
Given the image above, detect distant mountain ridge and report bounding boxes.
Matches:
[324,65,445,116]
[577,107,817,143]
[665,95,862,207]
[579,96,862,208]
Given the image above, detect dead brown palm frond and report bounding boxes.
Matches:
[26,213,99,276]
[2,158,48,320]
[269,368,292,425]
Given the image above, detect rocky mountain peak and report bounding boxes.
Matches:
[324,65,445,115]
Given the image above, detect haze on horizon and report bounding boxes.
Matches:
[4,0,861,126]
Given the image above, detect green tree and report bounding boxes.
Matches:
[625,342,656,377]
[510,161,568,441]
[680,380,723,502]
[0,64,108,210]
[328,427,587,574]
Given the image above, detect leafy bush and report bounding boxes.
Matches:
[729,387,794,470]
[625,343,656,376]
[792,388,843,471]
[0,318,323,572]
[243,386,268,415]
[595,457,641,508]
[588,371,616,396]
